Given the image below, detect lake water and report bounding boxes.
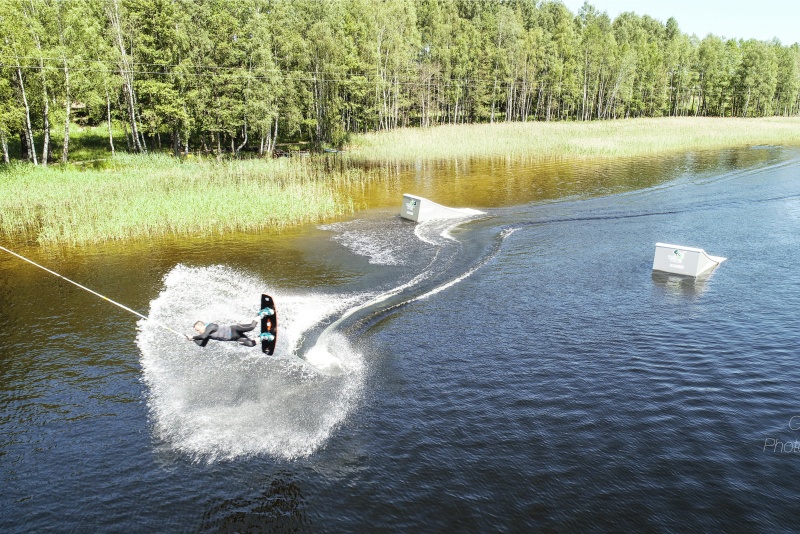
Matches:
[2,146,800,531]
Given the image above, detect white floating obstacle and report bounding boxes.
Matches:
[652,243,726,277]
[400,193,485,222]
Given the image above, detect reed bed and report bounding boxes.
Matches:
[6,116,800,246]
[347,117,800,163]
[0,153,375,245]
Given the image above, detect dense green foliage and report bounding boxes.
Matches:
[1,0,799,164]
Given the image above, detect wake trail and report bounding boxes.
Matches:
[137,213,501,462]
[314,214,509,341]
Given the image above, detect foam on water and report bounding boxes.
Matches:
[415,215,482,245]
[321,213,483,262]
[320,218,413,265]
[137,264,365,462]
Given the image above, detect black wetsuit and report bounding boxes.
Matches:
[192,320,257,347]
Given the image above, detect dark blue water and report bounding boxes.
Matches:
[2,146,800,531]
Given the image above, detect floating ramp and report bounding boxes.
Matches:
[400,194,485,222]
[652,243,726,277]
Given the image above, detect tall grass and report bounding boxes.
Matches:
[347,117,800,162]
[6,116,800,246]
[0,153,376,245]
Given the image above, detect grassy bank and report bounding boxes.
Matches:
[348,117,800,162]
[0,154,373,245]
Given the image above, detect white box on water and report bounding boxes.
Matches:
[400,194,484,222]
[652,243,726,277]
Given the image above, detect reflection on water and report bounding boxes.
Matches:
[651,270,720,298]
[345,147,787,211]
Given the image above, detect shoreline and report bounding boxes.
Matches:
[3,117,800,246]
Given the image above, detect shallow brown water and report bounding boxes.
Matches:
[346,148,780,211]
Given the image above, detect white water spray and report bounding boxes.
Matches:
[137,264,365,462]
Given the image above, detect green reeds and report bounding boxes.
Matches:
[0,154,372,245]
[7,116,800,246]
[347,117,800,163]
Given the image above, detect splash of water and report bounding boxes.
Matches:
[137,264,365,462]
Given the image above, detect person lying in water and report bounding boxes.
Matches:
[187,319,261,347]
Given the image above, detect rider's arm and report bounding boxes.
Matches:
[191,324,218,347]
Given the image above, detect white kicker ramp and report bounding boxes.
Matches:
[400,194,485,222]
[652,243,726,277]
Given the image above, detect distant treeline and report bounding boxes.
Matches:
[1,0,799,164]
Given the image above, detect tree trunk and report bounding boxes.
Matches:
[313,72,324,141]
[742,88,751,118]
[490,76,498,123]
[41,92,50,166]
[418,77,425,128]
[235,116,248,154]
[393,75,399,129]
[62,60,71,163]
[16,66,37,165]
[106,89,115,155]
[32,30,51,166]
[506,81,515,122]
[182,104,189,156]
[1,132,8,163]
[695,87,701,117]
[173,127,180,158]
[20,130,28,160]
[581,49,589,121]
[135,106,147,152]
[109,0,144,153]
[122,75,141,152]
[269,116,278,155]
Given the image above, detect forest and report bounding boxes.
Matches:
[1,0,799,165]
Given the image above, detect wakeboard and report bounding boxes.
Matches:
[260,294,278,355]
